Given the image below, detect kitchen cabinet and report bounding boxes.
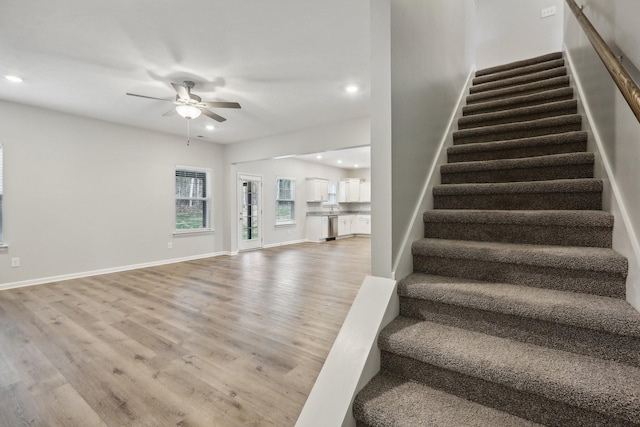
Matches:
[338,215,354,236]
[359,182,371,203]
[306,216,329,242]
[306,178,329,202]
[338,178,362,203]
[356,215,371,235]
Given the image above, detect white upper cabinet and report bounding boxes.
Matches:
[338,178,363,203]
[306,178,329,202]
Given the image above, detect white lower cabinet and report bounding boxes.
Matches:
[307,216,329,242]
[338,215,353,236]
[356,215,371,235]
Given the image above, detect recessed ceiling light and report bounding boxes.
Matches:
[316,155,322,159]
[5,75,23,83]
[337,160,342,164]
[206,125,215,131]
[354,164,359,168]
[345,85,359,93]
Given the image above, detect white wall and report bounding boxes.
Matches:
[370,0,393,279]
[0,100,226,287]
[388,0,476,277]
[563,1,640,310]
[475,0,564,70]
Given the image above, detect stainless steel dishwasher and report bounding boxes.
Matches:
[327,215,338,240]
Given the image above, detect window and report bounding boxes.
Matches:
[275,177,295,225]
[326,182,337,205]
[175,166,211,232]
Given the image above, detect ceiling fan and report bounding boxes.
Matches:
[126,80,241,122]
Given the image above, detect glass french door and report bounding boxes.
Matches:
[238,174,263,251]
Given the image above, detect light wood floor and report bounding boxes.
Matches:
[0,237,371,427]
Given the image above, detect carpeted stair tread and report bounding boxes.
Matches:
[441,152,593,183]
[423,209,612,227]
[379,316,640,424]
[453,115,582,145]
[447,131,588,163]
[466,76,569,105]
[458,99,577,130]
[476,52,563,77]
[398,273,640,337]
[353,370,543,427]
[463,87,575,116]
[412,238,627,275]
[433,178,603,211]
[473,59,566,86]
[434,178,601,196]
[470,67,567,95]
[423,209,613,247]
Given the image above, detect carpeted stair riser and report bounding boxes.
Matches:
[399,297,640,367]
[380,352,636,427]
[447,131,588,163]
[463,87,575,116]
[411,239,627,298]
[440,153,594,184]
[453,115,582,145]
[353,371,541,427]
[470,67,568,95]
[433,179,603,211]
[472,58,566,86]
[476,52,563,77]
[458,99,577,130]
[424,210,613,247]
[466,76,570,105]
[412,254,625,298]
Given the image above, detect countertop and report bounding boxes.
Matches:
[306,211,371,217]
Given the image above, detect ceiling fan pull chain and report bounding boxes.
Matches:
[187,119,190,146]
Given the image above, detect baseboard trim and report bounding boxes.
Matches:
[263,239,307,249]
[0,251,230,292]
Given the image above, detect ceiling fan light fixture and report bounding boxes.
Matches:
[176,105,201,119]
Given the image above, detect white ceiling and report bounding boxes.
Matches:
[0,0,370,144]
[297,146,370,170]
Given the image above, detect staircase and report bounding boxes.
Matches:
[354,52,640,426]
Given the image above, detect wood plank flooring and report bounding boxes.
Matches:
[0,237,371,426]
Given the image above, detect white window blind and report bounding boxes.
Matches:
[275,177,295,224]
[175,167,211,231]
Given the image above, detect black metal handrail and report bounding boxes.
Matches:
[566,0,640,123]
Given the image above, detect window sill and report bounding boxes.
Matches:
[173,228,214,236]
[275,222,296,227]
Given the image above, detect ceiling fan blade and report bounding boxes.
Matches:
[162,107,177,117]
[202,101,241,109]
[200,108,227,122]
[126,93,173,102]
[171,82,194,100]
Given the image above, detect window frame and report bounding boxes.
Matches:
[275,176,296,226]
[174,165,213,234]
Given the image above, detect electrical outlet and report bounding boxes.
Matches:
[167,242,173,249]
[11,257,20,268]
[541,6,557,18]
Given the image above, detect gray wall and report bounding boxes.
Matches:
[563,0,640,309]
[388,0,476,277]
[0,100,226,287]
[475,0,564,69]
